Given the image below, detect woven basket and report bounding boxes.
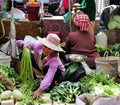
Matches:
[95,56,118,77]
[118,58,120,72]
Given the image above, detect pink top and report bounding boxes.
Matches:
[16,40,65,90]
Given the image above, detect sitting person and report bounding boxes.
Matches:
[64,12,100,69]
[16,33,65,98]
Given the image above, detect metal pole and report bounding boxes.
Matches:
[68,0,72,32]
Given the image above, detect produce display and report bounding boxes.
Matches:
[110,43,120,56]
[50,72,120,103]
[0,64,20,93]
[95,43,120,57]
[1,44,120,104]
[108,7,120,30]
[0,64,50,105]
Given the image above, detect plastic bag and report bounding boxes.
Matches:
[60,62,86,82]
[75,93,96,105]
[93,96,120,105]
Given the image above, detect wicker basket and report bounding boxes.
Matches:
[95,56,118,77]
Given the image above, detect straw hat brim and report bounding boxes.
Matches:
[37,36,65,52]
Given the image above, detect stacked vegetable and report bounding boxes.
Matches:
[0,58,51,104]
[108,6,120,30]
[0,64,20,93]
[17,79,51,105]
[50,72,120,103]
[0,64,23,101]
[50,81,80,103]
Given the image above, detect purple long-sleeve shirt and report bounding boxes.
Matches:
[16,40,65,90]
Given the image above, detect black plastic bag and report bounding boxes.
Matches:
[60,62,86,82]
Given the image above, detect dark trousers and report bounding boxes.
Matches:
[48,3,59,15]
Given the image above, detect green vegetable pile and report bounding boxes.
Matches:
[110,43,120,56]
[95,44,110,56]
[0,64,20,93]
[50,81,80,103]
[17,79,51,105]
[20,48,34,83]
[0,64,20,85]
[50,72,120,103]
[95,43,120,57]
[79,72,120,97]
[108,7,120,30]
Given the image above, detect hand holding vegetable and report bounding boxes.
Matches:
[32,88,42,99]
[23,43,30,50]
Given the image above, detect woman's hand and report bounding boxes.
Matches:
[55,7,60,12]
[23,43,30,49]
[32,88,42,99]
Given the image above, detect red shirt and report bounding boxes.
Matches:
[65,30,100,68]
[63,0,68,9]
[63,0,74,9]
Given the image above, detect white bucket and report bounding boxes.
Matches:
[0,54,11,67]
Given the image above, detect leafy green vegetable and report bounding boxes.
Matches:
[20,48,34,83]
[50,81,80,103]
[110,43,120,56]
[108,20,117,29]
[108,7,120,29]
[0,64,20,85]
[50,72,120,103]
[95,44,110,56]
[113,15,120,22]
[17,79,50,105]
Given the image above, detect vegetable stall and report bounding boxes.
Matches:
[0,2,120,105]
[0,65,120,104]
[1,39,120,105]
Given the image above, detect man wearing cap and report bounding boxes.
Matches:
[16,33,65,98]
[64,12,100,69]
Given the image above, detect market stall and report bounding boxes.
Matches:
[42,16,76,42]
